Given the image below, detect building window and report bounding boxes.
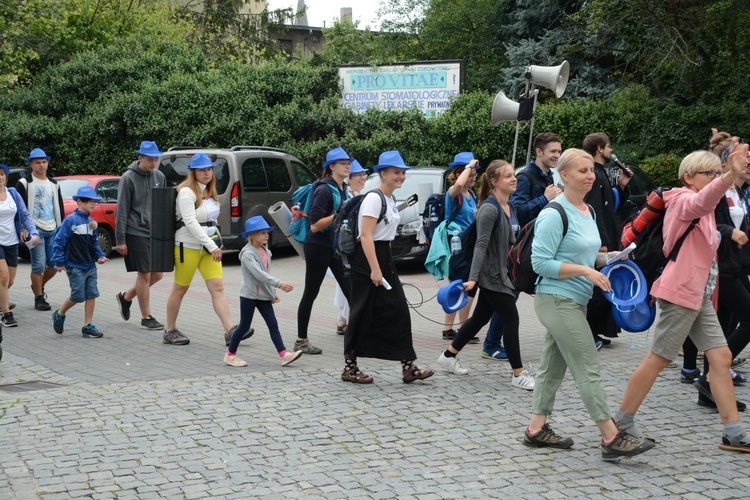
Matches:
[278,39,293,55]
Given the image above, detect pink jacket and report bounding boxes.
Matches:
[651,178,728,310]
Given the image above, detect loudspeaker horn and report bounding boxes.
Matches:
[491,91,520,126]
[527,60,570,98]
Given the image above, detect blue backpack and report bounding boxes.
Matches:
[289,181,343,243]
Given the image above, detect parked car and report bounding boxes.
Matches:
[364,166,448,263]
[56,175,121,256]
[158,146,317,251]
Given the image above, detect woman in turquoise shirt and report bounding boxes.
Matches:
[522,148,654,460]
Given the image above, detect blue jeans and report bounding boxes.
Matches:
[483,291,520,352]
[30,228,56,274]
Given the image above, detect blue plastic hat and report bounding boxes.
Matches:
[135,141,163,158]
[437,279,468,314]
[72,185,100,202]
[0,164,9,176]
[373,150,411,172]
[449,151,479,169]
[349,159,367,176]
[323,147,352,168]
[601,259,648,308]
[26,148,51,163]
[613,295,656,333]
[241,215,275,238]
[188,153,215,169]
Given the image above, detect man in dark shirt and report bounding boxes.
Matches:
[510,132,564,227]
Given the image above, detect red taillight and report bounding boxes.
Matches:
[230,181,241,218]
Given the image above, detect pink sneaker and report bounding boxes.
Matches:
[224,354,247,367]
[281,350,303,366]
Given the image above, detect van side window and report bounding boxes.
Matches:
[291,161,316,185]
[242,157,267,191]
[264,158,292,192]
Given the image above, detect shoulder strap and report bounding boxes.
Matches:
[445,191,464,225]
[371,189,388,223]
[667,218,700,262]
[328,183,342,211]
[545,202,569,237]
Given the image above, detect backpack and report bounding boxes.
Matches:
[508,202,569,295]
[422,190,472,244]
[621,187,698,287]
[289,180,342,243]
[333,190,388,268]
[453,198,502,273]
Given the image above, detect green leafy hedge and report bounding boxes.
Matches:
[1,40,749,178]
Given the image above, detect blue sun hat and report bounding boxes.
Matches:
[188,153,215,169]
[135,141,163,158]
[26,148,51,163]
[241,216,275,238]
[449,151,479,169]
[437,279,469,314]
[373,150,411,172]
[323,147,352,168]
[72,185,100,203]
[600,259,648,308]
[349,159,367,176]
[613,295,656,332]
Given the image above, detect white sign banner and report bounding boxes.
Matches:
[338,61,462,117]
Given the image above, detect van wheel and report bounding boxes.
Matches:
[97,226,114,257]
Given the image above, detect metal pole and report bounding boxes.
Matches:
[525,90,539,167]
[512,121,521,167]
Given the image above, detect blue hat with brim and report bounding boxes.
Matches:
[135,141,163,158]
[373,150,411,172]
[188,153,215,169]
[601,259,648,308]
[449,151,479,169]
[0,164,9,176]
[437,279,468,314]
[613,295,656,332]
[72,185,100,202]
[323,147,352,168]
[241,215,275,239]
[26,148,51,163]
[349,159,367,176]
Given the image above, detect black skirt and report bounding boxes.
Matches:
[344,240,417,361]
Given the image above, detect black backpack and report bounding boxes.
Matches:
[455,197,501,272]
[333,190,387,268]
[508,203,569,295]
[422,191,472,244]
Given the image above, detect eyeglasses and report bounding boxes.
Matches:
[695,170,723,179]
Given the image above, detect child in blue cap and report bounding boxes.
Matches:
[224,216,302,367]
[50,186,109,338]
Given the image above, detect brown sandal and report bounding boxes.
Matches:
[402,366,434,384]
[341,367,374,384]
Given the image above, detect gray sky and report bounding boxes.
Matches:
[267,0,382,29]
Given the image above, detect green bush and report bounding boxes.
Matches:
[638,154,682,188]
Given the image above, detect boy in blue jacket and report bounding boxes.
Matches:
[51,186,108,337]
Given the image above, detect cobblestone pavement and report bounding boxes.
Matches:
[1,249,749,499]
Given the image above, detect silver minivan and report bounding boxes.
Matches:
[158,146,316,250]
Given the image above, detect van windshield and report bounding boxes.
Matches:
[159,156,230,194]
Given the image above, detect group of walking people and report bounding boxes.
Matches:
[3,132,749,459]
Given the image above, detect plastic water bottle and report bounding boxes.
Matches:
[450,230,461,255]
[429,207,439,226]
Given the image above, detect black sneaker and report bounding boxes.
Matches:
[468,336,480,344]
[140,315,163,330]
[163,328,190,345]
[34,294,51,311]
[442,329,457,340]
[224,326,254,346]
[336,323,347,335]
[694,377,747,411]
[116,292,132,321]
[2,312,17,327]
[523,424,574,449]
[294,339,322,354]
[601,431,655,460]
[719,432,750,453]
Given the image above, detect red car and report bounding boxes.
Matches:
[56,175,121,256]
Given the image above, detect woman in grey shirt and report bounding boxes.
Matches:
[436,160,535,390]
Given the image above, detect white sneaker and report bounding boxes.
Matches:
[512,369,535,391]
[224,354,247,367]
[281,350,303,367]
[437,352,469,375]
